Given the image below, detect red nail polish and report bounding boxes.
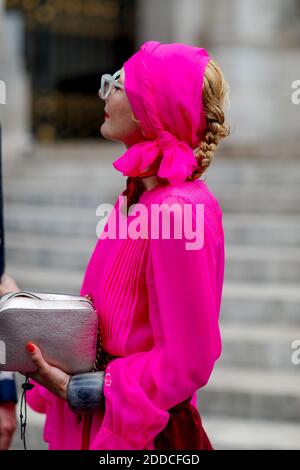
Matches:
[26,342,36,353]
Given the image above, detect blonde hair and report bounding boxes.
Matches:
[122,56,231,215]
[187,57,230,181]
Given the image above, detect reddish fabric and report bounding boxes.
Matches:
[81,415,93,450]
[153,397,214,451]
[81,353,214,451]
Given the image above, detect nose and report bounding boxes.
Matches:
[98,86,108,100]
[99,89,112,104]
[99,89,109,102]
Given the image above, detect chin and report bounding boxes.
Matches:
[101,123,126,144]
[100,126,119,143]
[100,122,112,139]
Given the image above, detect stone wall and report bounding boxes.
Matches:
[0,0,32,161]
[136,0,300,159]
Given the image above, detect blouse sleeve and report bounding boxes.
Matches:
[26,379,48,414]
[91,194,224,450]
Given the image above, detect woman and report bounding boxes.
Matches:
[1,40,230,450]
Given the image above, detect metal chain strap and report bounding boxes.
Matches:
[84,294,117,373]
[92,325,104,372]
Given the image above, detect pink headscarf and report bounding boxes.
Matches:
[112,40,211,186]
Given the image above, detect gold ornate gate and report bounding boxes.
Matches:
[5,0,136,140]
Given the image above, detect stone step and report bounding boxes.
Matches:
[201,415,300,450]
[4,183,300,213]
[12,404,300,450]
[11,411,300,450]
[5,204,98,237]
[5,145,300,451]
[206,162,300,185]
[199,365,300,422]
[6,259,300,324]
[5,170,300,190]
[12,410,300,450]
[224,245,300,283]
[6,233,300,283]
[10,372,300,450]
[3,140,123,175]
[5,170,120,184]
[6,233,97,272]
[4,186,118,208]
[7,262,84,294]
[221,282,300,325]
[5,144,300,185]
[223,214,300,247]
[217,196,300,214]
[8,169,299,187]
[219,323,300,370]
[5,205,300,247]
[4,153,300,214]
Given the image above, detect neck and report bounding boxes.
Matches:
[140,174,160,191]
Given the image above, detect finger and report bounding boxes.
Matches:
[26,343,49,373]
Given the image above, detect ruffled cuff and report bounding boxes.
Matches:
[90,426,141,450]
[25,379,48,414]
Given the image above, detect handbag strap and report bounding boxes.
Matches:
[1,291,42,303]
[20,375,35,450]
[1,291,95,305]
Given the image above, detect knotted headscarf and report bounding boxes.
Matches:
[112,41,211,186]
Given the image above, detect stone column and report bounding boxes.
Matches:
[196,0,300,159]
[136,0,206,45]
[0,0,32,161]
[136,0,174,44]
[136,0,300,160]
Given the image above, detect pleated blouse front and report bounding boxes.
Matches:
[26,178,225,450]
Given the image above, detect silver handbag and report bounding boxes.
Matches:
[0,291,99,374]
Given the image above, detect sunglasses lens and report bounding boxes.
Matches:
[101,79,110,99]
[101,71,120,99]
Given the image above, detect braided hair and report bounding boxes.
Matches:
[122,58,230,216]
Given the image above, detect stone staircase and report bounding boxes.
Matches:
[200,160,300,449]
[5,142,300,449]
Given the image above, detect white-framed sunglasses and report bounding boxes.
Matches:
[99,69,124,100]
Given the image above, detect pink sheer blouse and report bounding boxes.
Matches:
[26,178,225,450]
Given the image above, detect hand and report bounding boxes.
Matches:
[19,343,71,401]
[0,402,17,450]
[0,273,20,297]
